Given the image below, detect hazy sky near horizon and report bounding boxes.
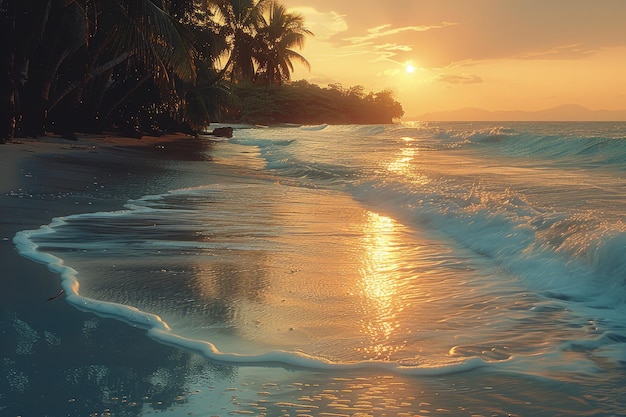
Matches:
[280,0,626,117]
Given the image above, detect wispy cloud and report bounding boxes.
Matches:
[288,7,349,40]
[435,73,483,85]
[335,22,458,65]
[373,43,413,52]
[516,43,598,60]
[345,22,457,44]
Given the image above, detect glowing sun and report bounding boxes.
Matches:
[405,64,416,74]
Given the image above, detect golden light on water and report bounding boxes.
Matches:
[386,137,430,185]
[387,147,416,174]
[357,211,405,359]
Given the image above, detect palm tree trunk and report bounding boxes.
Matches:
[47,51,134,112]
[41,48,73,101]
[0,0,17,142]
[104,73,152,119]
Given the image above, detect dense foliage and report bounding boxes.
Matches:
[228,81,404,125]
[0,0,402,143]
[0,0,307,141]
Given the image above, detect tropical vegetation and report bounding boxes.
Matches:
[229,81,404,124]
[0,0,403,143]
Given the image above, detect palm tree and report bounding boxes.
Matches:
[163,0,233,130]
[255,1,312,85]
[210,0,270,83]
[103,0,230,134]
[3,0,211,138]
[47,0,199,127]
[2,0,313,138]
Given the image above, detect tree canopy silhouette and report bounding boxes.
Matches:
[1,0,402,142]
[229,80,404,125]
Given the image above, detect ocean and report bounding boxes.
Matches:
[14,122,626,415]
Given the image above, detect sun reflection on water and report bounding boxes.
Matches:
[357,211,406,360]
[386,137,430,185]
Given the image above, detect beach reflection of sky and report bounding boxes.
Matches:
[358,212,404,359]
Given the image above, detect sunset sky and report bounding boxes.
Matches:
[281,0,626,118]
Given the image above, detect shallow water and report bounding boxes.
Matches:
[15,122,626,415]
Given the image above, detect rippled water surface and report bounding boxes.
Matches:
[16,122,626,415]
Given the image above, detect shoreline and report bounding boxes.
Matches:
[0,133,215,416]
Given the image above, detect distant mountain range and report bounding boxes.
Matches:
[414,104,626,122]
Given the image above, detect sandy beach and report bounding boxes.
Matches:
[0,134,213,416]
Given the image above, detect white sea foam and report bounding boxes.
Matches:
[147,328,492,376]
[14,225,170,332]
[12,122,626,400]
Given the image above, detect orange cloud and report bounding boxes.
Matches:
[435,73,483,85]
[288,6,348,40]
[345,22,457,44]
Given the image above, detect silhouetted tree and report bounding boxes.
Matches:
[255,1,312,85]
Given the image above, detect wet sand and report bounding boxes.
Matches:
[0,134,215,416]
